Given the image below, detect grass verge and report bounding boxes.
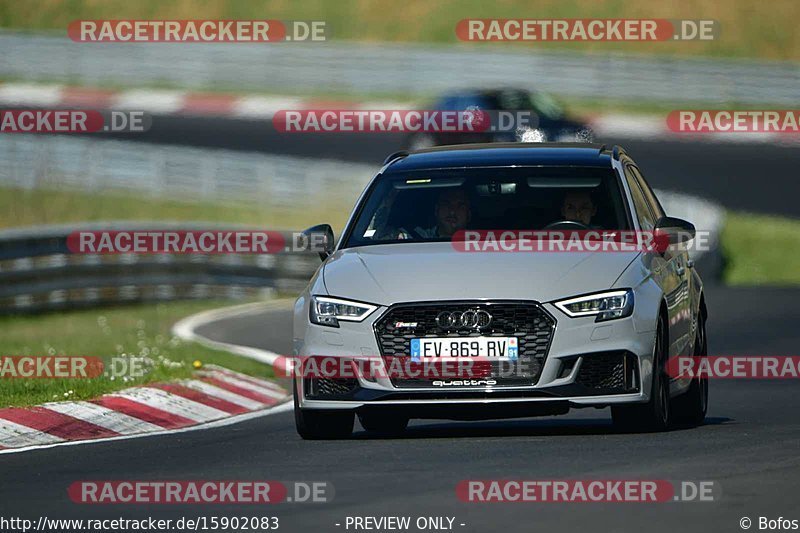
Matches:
[0,299,284,408]
[0,186,352,232]
[721,211,800,286]
[1,0,798,60]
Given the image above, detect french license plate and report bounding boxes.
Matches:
[410,337,518,361]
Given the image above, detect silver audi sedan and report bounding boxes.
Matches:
[293,143,708,439]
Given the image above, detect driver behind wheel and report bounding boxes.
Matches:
[425,187,472,237]
[559,190,600,228]
[383,187,472,239]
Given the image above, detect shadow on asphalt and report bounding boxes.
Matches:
[351,416,733,440]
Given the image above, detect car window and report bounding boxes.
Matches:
[528,91,564,120]
[438,95,495,111]
[623,164,656,231]
[629,165,665,220]
[437,97,458,110]
[343,166,631,248]
[497,90,533,111]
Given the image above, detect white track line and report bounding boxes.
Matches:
[42,401,164,435]
[172,300,291,365]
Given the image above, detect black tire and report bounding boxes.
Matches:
[612,318,671,432]
[294,387,354,440]
[358,412,409,436]
[672,309,709,426]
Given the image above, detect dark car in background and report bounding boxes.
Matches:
[404,87,593,150]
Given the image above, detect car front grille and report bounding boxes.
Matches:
[575,352,639,393]
[305,377,359,398]
[374,301,555,388]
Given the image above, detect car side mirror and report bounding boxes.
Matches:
[654,216,695,245]
[302,224,335,261]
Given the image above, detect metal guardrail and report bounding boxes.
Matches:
[0,134,374,207]
[0,222,320,314]
[2,31,799,104]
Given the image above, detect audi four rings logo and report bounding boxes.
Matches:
[436,309,493,329]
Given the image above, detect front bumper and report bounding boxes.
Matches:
[293,298,656,415]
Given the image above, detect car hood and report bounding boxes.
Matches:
[322,242,638,305]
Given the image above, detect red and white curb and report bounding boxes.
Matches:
[0,363,290,454]
[587,113,800,145]
[0,82,411,120]
[2,81,799,144]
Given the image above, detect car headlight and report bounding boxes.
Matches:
[309,296,378,328]
[554,289,634,322]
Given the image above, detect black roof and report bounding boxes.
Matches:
[385,143,613,172]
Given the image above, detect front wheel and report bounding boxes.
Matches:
[672,309,709,426]
[294,388,354,440]
[612,318,671,432]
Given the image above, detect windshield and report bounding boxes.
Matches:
[343,166,630,249]
[437,90,565,121]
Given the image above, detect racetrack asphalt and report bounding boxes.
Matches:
[1,120,798,532]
